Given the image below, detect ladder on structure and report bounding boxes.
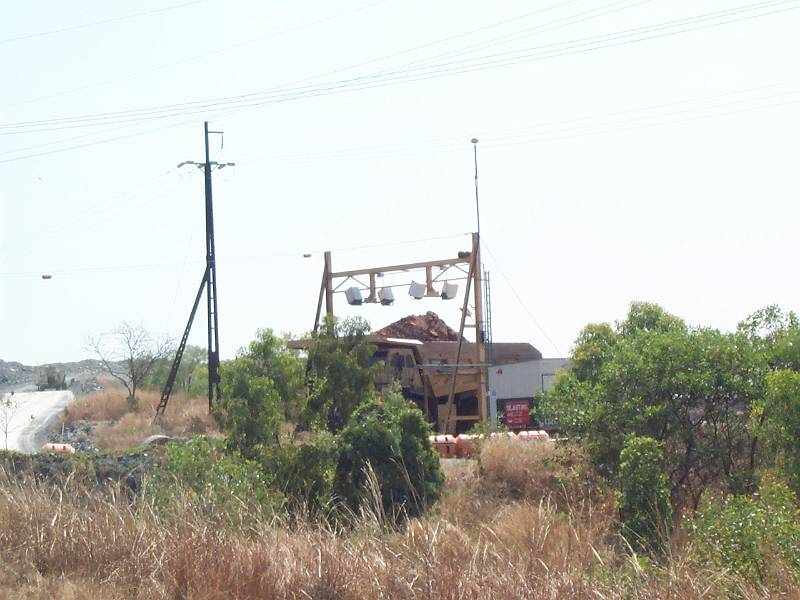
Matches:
[482,268,493,366]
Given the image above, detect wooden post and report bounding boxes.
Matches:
[425,265,437,296]
[324,251,333,317]
[443,250,476,434]
[314,258,327,333]
[472,232,488,422]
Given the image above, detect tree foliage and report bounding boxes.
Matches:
[141,344,207,397]
[545,302,762,509]
[156,436,279,524]
[305,316,380,432]
[216,329,304,458]
[618,435,672,554]
[334,384,443,520]
[689,480,800,583]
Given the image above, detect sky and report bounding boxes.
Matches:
[1,0,799,366]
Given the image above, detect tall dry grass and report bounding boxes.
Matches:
[0,437,795,599]
[55,387,217,449]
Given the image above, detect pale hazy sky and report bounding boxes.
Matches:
[1,0,799,365]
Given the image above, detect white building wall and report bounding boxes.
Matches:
[488,357,571,400]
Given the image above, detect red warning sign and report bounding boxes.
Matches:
[504,400,530,430]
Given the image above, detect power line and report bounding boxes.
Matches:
[2,0,794,135]
[293,0,799,97]
[0,233,471,278]
[236,83,800,165]
[480,238,564,357]
[363,0,655,74]
[384,0,796,76]
[0,0,209,45]
[0,0,393,111]
[0,1,796,163]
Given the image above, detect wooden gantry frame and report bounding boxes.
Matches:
[314,232,488,430]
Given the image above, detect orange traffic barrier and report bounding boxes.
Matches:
[517,430,550,442]
[41,443,76,454]
[428,435,457,458]
[455,434,479,458]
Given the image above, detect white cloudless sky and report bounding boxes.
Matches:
[1,0,799,365]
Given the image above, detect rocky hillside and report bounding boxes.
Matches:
[0,358,112,392]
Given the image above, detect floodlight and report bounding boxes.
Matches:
[408,281,426,299]
[378,287,395,306]
[441,282,458,300]
[345,287,363,305]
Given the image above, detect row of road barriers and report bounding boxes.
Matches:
[428,430,550,459]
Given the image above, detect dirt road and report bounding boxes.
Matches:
[1,390,73,452]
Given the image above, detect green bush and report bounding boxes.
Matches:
[155,436,280,522]
[689,480,800,583]
[216,355,284,459]
[617,435,672,554]
[263,433,338,517]
[333,385,443,522]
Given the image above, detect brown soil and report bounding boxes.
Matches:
[374,311,462,341]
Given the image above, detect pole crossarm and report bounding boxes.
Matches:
[330,255,470,280]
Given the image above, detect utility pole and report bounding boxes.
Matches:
[203,122,222,412]
[154,122,234,419]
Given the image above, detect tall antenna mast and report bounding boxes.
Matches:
[471,138,481,239]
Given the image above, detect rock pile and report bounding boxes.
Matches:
[374,311,462,341]
[0,359,35,387]
[47,420,100,452]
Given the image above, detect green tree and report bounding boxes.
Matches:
[737,306,800,477]
[334,384,443,521]
[215,329,303,458]
[215,329,304,458]
[545,302,760,509]
[142,344,207,395]
[244,329,306,422]
[305,315,380,432]
[755,370,800,493]
[618,435,672,555]
[216,355,283,459]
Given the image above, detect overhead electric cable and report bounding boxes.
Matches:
[3,0,793,135]
[0,0,796,163]
[480,238,563,356]
[0,0,392,111]
[0,0,209,45]
[0,233,471,278]
[374,0,656,72]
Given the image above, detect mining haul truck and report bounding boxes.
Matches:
[36,366,67,391]
[370,337,540,434]
[291,335,540,435]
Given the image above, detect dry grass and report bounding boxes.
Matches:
[0,437,795,599]
[478,435,608,510]
[56,386,218,449]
